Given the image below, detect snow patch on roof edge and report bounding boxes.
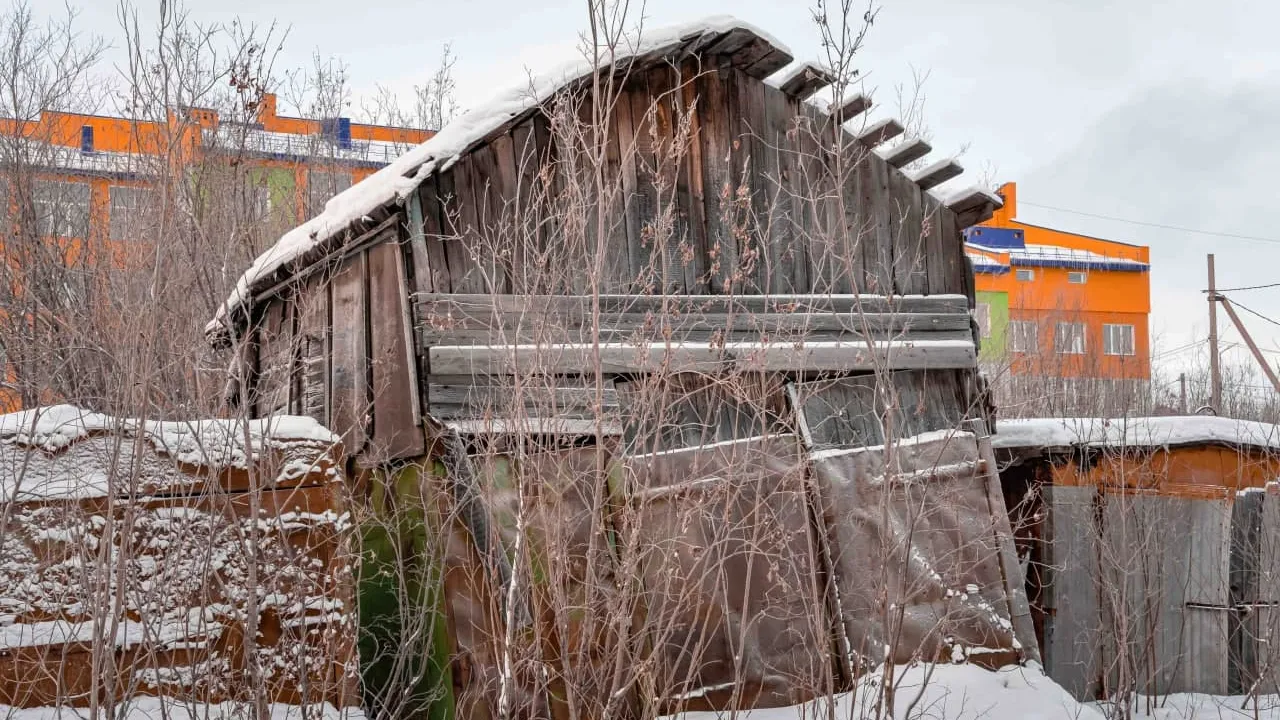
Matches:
[993,416,1280,452]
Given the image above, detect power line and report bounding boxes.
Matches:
[1223,295,1280,330]
[1152,339,1204,359]
[1212,281,1280,293]
[1018,200,1280,246]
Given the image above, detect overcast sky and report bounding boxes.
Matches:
[49,0,1280,390]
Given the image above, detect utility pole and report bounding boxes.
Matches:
[1218,297,1280,394]
[1179,372,1187,414]
[1208,254,1221,413]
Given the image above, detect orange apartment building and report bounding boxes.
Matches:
[0,93,432,241]
[0,94,433,410]
[965,182,1151,393]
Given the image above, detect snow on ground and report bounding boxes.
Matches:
[660,663,1280,720]
[1095,693,1280,719]
[0,699,363,720]
[661,664,1104,720]
[994,416,1280,452]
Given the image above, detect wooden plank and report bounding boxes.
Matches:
[436,168,476,294]
[674,60,708,294]
[626,70,661,290]
[414,291,969,314]
[329,252,369,454]
[647,64,689,293]
[488,130,525,292]
[366,239,424,461]
[910,158,964,191]
[945,205,969,296]
[813,104,860,295]
[614,78,642,291]
[256,299,292,416]
[443,155,486,294]
[1042,485,1101,700]
[508,119,541,294]
[763,83,808,293]
[734,64,770,293]
[971,418,1042,665]
[295,273,330,425]
[418,178,453,294]
[794,104,846,294]
[867,154,894,294]
[428,338,975,376]
[831,93,871,122]
[744,48,793,79]
[890,169,928,294]
[417,310,972,346]
[856,118,904,148]
[775,62,835,100]
[947,186,1001,216]
[922,194,947,295]
[466,142,511,293]
[404,191,434,293]
[880,138,931,169]
[697,63,738,293]
[702,27,757,58]
[728,36,787,77]
[427,374,619,422]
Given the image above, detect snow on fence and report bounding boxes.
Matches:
[0,406,357,709]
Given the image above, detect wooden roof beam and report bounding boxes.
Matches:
[774,62,836,100]
[831,92,872,122]
[880,137,932,169]
[910,157,964,191]
[856,117,905,148]
[945,186,1004,228]
[729,35,794,79]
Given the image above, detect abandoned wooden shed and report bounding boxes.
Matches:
[207,16,1033,718]
[993,416,1280,701]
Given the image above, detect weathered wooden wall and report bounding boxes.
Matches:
[230,42,992,458]
[406,61,970,299]
[1003,444,1280,700]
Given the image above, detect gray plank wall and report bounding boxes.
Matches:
[1044,485,1242,700]
[408,58,969,300]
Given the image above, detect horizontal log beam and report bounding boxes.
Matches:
[414,293,970,316]
[775,62,836,100]
[428,339,977,376]
[414,294,974,347]
[832,93,872,122]
[880,137,932,169]
[856,118,905,148]
[910,158,964,191]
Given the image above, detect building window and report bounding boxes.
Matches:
[1103,323,1136,356]
[1055,322,1087,355]
[974,303,992,338]
[1009,321,1037,353]
[308,170,352,214]
[32,180,90,238]
[1015,268,1034,282]
[109,186,157,241]
[1067,271,1088,284]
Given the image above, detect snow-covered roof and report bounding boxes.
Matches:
[966,251,1009,274]
[205,16,791,342]
[0,405,341,501]
[205,126,413,167]
[966,242,1149,272]
[993,416,1280,452]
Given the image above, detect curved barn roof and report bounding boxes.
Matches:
[206,16,793,341]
